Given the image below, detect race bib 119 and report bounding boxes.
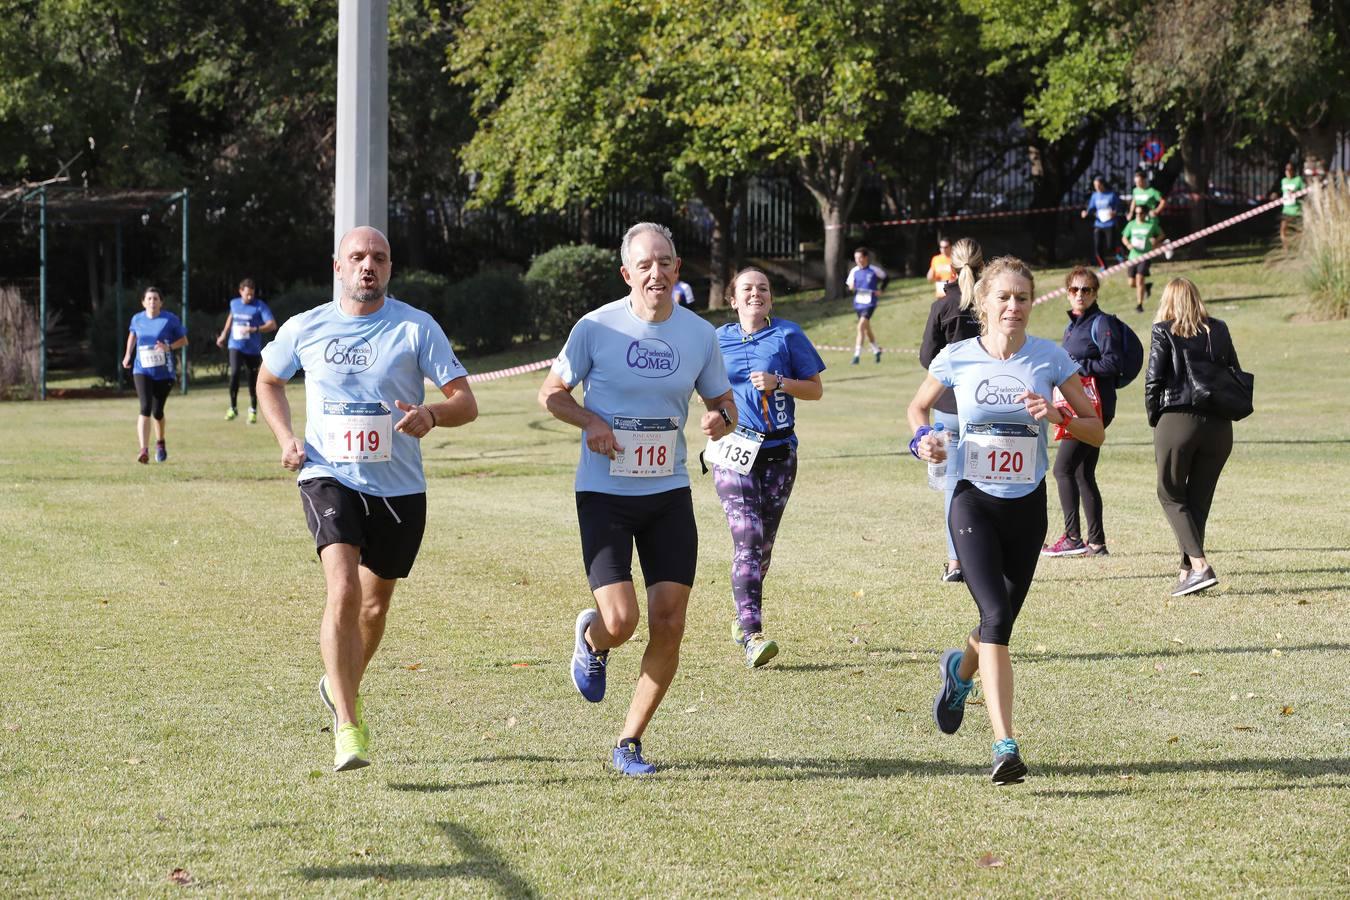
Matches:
[323,400,392,463]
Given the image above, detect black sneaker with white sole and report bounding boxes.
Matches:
[1171,566,1218,597]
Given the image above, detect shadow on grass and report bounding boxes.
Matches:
[1224,584,1350,597]
[1052,565,1350,581]
[388,776,577,793]
[294,821,537,897]
[1017,641,1348,664]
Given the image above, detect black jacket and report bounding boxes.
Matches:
[919,281,982,414]
[1061,303,1122,426]
[1144,317,1240,426]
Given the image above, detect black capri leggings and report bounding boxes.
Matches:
[949,479,1048,646]
[1091,225,1116,266]
[133,374,173,420]
[1053,436,1104,545]
[229,350,262,408]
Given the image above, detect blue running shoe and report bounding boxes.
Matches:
[154,441,167,463]
[612,738,656,776]
[932,648,973,734]
[991,738,1027,785]
[570,609,607,702]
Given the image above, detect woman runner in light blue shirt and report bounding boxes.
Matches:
[906,257,1103,785]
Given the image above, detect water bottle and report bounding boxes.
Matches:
[927,422,948,491]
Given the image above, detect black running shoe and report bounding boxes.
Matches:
[932,648,973,735]
[1171,566,1217,597]
[991,738,1027,785]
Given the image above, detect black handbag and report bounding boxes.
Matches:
[1185,331,1254,420]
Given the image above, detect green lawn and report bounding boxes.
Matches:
[2,248,1347,896]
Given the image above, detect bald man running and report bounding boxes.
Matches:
[258,226,478,772]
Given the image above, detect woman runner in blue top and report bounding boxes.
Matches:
[711,267,825,668]
[906,257,1103,785]
[1080,175,1121,270]
[121,286,188,464]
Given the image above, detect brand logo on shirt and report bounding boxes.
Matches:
[625,338,679,378]
[974,374,1027,409]
[323,337,376,373]
[771,388,789,425]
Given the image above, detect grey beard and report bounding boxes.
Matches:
[345,283,384,303]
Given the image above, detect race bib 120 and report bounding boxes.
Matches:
[322,400,392,463]
[962,422,1038,484]
[610,416,679,477]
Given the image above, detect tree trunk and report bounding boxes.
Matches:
[86,234,102,314]
[1179,113,1217,255]
[1026,121,1102,265]
[691,172,744,310]
[799,142,864,300]
[578,201,594,245]
[1295,122,1336,177]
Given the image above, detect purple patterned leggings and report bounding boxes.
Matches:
[713,450,798,635]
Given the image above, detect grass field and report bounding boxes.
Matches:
[2,247,1347,896]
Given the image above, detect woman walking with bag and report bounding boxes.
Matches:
[1145,277,1252,597]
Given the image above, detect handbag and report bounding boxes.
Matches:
[1185,332,1254,421]
[1051,375,1102,440]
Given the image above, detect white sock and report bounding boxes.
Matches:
[870,343,880,353]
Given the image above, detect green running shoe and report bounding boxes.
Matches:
[247,408,258,424]
[743,633,779,668]
[333,722,370,772]
[319,674,368,744]
[225,407,237,421]
[731,618,746,646]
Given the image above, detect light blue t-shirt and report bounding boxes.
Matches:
[129,311,186,380]
[227,297,276,354]
[929,335,1079,499]
[716,318,825,450]
[554,298,731,496]
[261,297,468,498]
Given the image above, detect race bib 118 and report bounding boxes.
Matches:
[610,416,679,477]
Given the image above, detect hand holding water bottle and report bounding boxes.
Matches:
[925,423,949,491]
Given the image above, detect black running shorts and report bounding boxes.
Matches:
[576,487,698,590]
[1126,258,1152,278]
[298,477,427,580]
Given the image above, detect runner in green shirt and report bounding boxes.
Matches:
[1121,206,1165,313]
[1126,170,1167,218]
[1278,162,1306,253]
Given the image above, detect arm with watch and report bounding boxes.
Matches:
[699,391,738,440]
[747,370,823,401]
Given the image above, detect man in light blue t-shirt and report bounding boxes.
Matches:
[539,221,735,776]
[258,226,478,773]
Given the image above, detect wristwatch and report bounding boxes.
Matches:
[719,408,733,428]
[775,373,785,390]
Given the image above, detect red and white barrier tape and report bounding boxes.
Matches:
[465,357,555,383]
[828,205,1081,230]
[1031,187,1312,306]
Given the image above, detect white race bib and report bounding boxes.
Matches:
[962,423,1038,485]
[853,290,876,306]
[1131,234,1148,250]
[705,426,764,476]
[1282,193,1296,207]
[322,400,392,463]
[231,322,251,342]
[137,346,167,368]
[610,416,678,477]
[1096,207,1114,223]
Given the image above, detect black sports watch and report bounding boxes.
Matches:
[718,408,733,428]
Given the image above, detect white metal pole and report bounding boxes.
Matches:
[334,0,389,296]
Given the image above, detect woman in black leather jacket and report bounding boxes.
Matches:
[918,238,983,583]
[1145,277,1239,597]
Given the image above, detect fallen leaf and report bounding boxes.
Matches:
[1169,637,1185,645]
[126,758,142,765]
[1233,724,1256,731]
[513,576,530,586]
[1275,632,1283,640]
[1166,735,1179,744]
[4,723,18,733]
[1270,649,1283,658]
[848,635,864,645]
[1245,692,1256,699]
[976,852,1005,869]
[969,697,985,706]
[506,717,518,728]
[864,714,872,723]
[1188,670,1203,677]
[168,868,193,886]
[854,590,865,598]
[320,725,331,733]
[7,810,26,821]
[684,706,698,714]
[1034,644,1047,654]
[847,669,864,677]
[99,599,109,606]
[1297,599,1309,606]
[480,731,495,740]
[405,663,422,671]
[1117,774,1135,780]
[510,662,531,668]
[353,847,370,858]
[1230,693,1238,701]
[1154,663,1166,673]
[894,707,909,713]
[1280,706,1295,716]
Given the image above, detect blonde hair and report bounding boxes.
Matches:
[1155,277,1209,338]
[973,256,1035,334]
[950,238,984,311]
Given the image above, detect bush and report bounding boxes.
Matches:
[0,287,40,399]
[523,244,625,339]
[388,269,451,314]
[437,269,531,355]
[267,281,332,328]
[1301,174,1350,320]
